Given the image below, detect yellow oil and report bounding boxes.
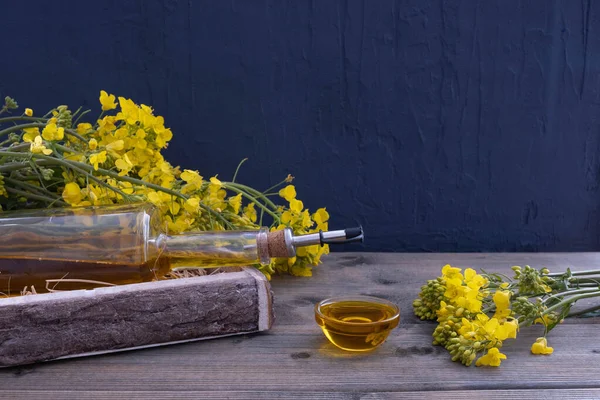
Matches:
[315,300,399,351]
[0,255,172,295]
[0,202,263,295]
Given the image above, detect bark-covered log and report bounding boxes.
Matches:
[0,268,272,367]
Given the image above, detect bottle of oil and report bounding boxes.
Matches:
[0,203,363,294]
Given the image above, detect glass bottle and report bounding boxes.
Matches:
[0,203,363,294]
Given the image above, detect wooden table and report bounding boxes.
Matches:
[2,253,600,399]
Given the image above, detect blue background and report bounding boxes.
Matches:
[2,1,600,252]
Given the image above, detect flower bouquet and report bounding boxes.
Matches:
[413,263,600,366]
[0,92,330,280]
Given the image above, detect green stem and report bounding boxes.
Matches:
[548,269,600,277]
[569,283,600,288]
[0,137,16,147]
[0,123,40,138]
[570,277,600,284]
[64,128,88,143]
[541,287,600,305]
[543,291,600,315]
[223,184,280,222]
[0,151,131,198]
[0,161,41,173]
[5,187,67,206]
[7,143,29,152]
[54,143,83,155]
[16,174,60,181]
[225,182,279,211]
[263,178,289,195]
[72,110,91,127]
[0,116,48,124]
[4,177,60,200]
[231,158,248,183]
[568,303,600,317]
[73,110,91,127]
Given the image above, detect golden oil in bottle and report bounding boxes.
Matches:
[0,202,363,295]
[0,203,268,295]
[315,296,400,352]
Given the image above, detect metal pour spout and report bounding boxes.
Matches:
[292,227,364,247]
[265,226,364,258]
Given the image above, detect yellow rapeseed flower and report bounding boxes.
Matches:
[243,203,257,222]
[155,127,173,148]
[30,135,52,155]
[210,176,222,186]
[454,288,483,314]
[88,138,98,150]
[165,214,194,234]
[139,104,155,127]
[97,116,117,135]
[89,151,107,170]
[22,127,40,143]
[475,347,506,367]
[312,208,329,228]
[132,129,148,149]
[106,139,125,151]
[24,108,33,116]
[41,122,64,141]
[181,169,203,193]
[495,319,518,340]
[442,265,463,281]
[115,153,134,176]
[184,197,200,214]
[531,337,553,355]
[290,199,303,213]
[228,193,243,214]
[281,210,293,224]
[444,278,466,302]
[99,90,117,111]
[206,185,227,211]
[77,122,93,135]
[464,268,488,290]
[116,96,139,125]
[154,192,181,215]
[279,185,296,201]
[301,210,313,228]
[84,184,112,206]
[493,290,512,319]
[62,182,83,205]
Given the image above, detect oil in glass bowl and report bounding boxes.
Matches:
[315,296,400,352]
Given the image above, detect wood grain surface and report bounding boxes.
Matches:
[0,269,272,367]
[1,253,598,399]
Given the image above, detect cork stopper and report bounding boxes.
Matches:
[267,229,293,257]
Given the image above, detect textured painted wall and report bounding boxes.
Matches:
[2,1,600,252]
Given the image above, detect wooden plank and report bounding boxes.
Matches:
[0,253,598,394]
[1,323,596,392]
[0,389,599,400]
[0,268,272,367]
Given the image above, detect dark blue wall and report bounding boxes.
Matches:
[2,1,600,252]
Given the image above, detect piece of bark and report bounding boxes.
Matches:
[0,267,273,367]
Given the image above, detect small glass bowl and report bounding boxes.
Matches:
[314,295,400,352]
